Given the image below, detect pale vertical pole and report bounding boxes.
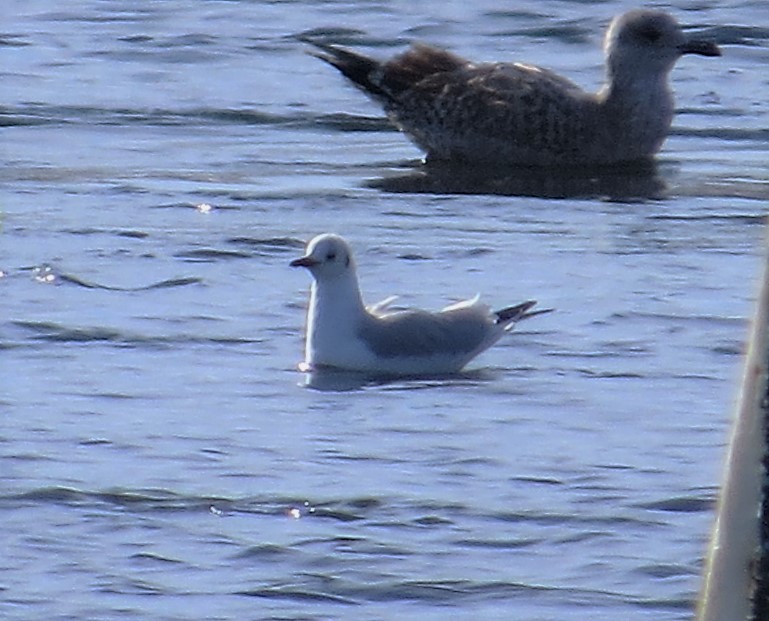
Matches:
[698,239,769,621]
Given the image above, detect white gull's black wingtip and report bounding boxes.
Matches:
[494,300,554,325]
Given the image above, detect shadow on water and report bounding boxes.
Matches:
[299,365,497,392]
[367,159,667,201]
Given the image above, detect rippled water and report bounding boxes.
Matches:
[3,1,769,619]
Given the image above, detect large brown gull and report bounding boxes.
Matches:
[309,10,721,166]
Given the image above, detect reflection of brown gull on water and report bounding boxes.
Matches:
[308,10,720,167]
[368,159,667,201]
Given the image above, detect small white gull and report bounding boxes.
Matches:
[309,9,721,166]
[290,233,548,375]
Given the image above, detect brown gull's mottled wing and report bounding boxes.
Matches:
[378,43,471,96]
[387,62,600,163]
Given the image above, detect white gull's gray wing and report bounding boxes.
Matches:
[357,304,494,359]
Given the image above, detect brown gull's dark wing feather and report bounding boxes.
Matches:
[308,42,391,101]
[379,43,469,95]
[308,41,469,103]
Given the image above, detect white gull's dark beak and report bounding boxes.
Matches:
[290,256,319,268]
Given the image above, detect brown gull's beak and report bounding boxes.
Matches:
[679,38,721,57]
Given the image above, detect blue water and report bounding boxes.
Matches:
[3,1,769,619]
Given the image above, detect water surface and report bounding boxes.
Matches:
[3,1,769,619]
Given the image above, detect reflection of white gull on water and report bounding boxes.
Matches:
[291,233,549,376]
[309,10,720,166]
